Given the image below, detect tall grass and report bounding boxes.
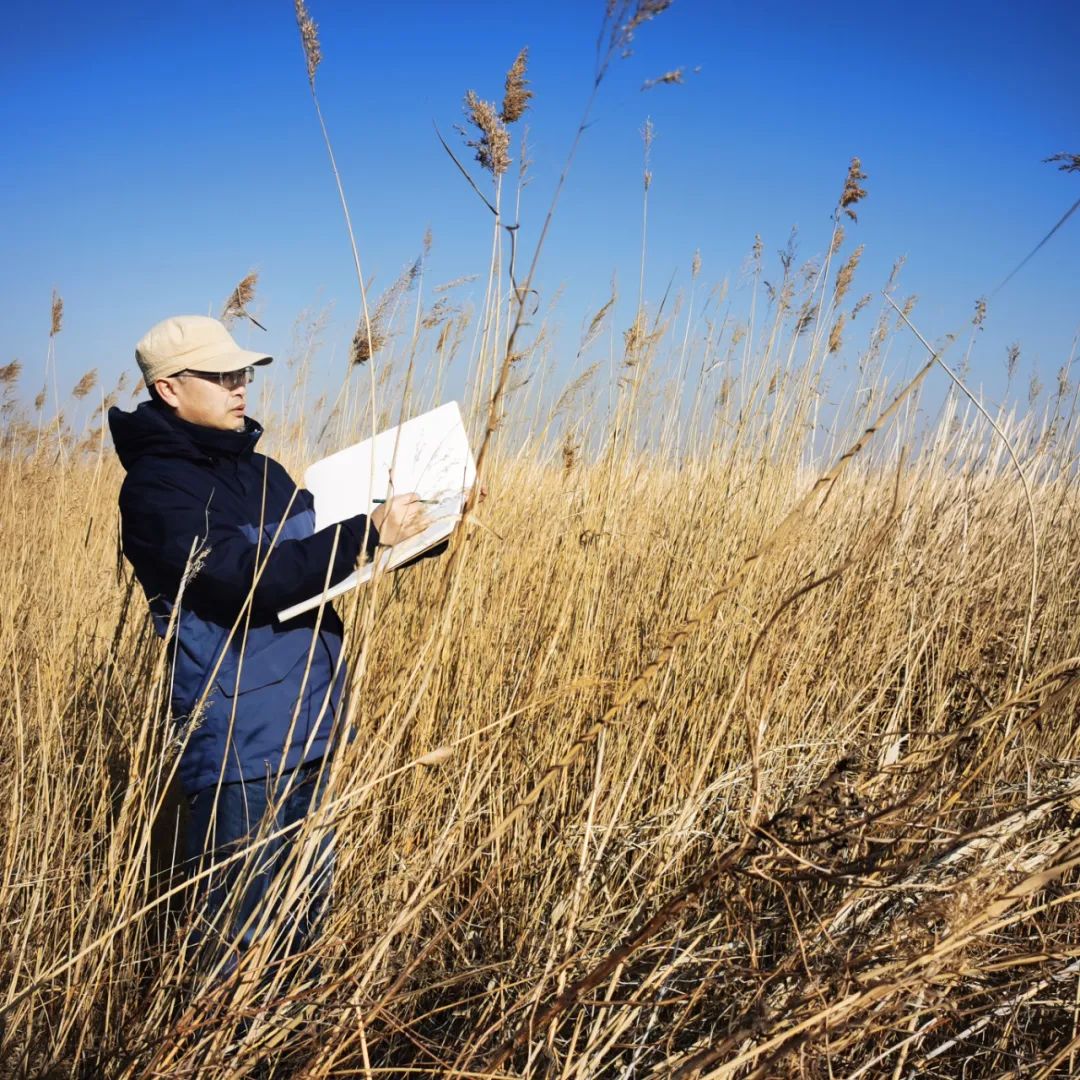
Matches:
[2,6,1079,1077]
[3,256,1079,1075]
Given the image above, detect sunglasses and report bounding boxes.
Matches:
[179,366,256,392]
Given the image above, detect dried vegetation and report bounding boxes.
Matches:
[2,6,1079,1078]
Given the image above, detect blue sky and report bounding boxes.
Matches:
[2,0,1078,417]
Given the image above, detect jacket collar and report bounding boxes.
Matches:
[108,399,263,471]
[158,405,263,460]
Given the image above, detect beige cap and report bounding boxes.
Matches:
[135,315,272,385]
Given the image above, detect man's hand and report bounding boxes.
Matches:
[371,493,430,547]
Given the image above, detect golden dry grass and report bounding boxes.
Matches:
[3,6,1079,1074]
[3,302,1080,1076]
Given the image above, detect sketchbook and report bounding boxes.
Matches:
[277,401,476,622]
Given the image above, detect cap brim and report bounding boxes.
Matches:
[182,347,273,373]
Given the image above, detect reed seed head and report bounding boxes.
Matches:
[1006,342,1021,381]
[350,258,422,365]
[838,157,868,222]
[641,117,654,191]
[885,255,906,292]
[623,310,647,363]
[833,244,863,307]
[0,360,21,386]
[422,298,453,330]
[350,322,383,366]
[795,300,818,335]
[1056,365,1071,400]
[221,271,260,327]
[501,48,532,124]
[72,369,98,401]
[50,291,63,337]
[851,293,872,320]
[434,274,479,294]
[561,435,579,475]
[581,285,617,351]
[827,311,847,354]
[717,374,732,407]
[1044,151,1080,174]
[294,0,322,86]
[517,123,534,187]
[611,0,674,56]
[34,387,46,410]
[641,67,685,90]
[463,90,510,177]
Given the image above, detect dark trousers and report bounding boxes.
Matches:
[184,758,334,980]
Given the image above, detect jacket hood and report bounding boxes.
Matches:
[108,401,263,472]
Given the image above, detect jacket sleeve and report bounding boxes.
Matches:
[120,469,380,620]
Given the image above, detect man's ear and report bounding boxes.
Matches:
[154,377,181,408]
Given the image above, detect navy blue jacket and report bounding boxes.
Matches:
[109,401,379,795]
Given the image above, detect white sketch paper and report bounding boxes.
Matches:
[277,401,475,622]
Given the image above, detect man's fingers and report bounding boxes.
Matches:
[371,493,435,545]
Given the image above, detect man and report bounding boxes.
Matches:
[108,314,428,973]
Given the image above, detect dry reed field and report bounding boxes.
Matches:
[3,3,1080,1077]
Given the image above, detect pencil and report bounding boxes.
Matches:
[371,498,438,505]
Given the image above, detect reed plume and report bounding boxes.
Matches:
[1007,342,1021,382]
[350,257,421,364]
[349,324,382,366]
[1044,151,1080,173]
[434,274,479,294]
[462,90,510,177]
[610,0,675,55]
[838,156,868,221]
[50,291,63,337]
[641,67,684,89]
[561,433,579,474]
[827,311,847,354]
[1056,364,1071,400]
[294,0,321,87]
[71,369,98,400]
[500,48,532,124]
[832,243,863,306]
[641,115,654,191]
[221,270,265,330]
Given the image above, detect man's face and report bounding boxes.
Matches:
[154,370,248,431]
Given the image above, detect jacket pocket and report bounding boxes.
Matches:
[215,630,313,697]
